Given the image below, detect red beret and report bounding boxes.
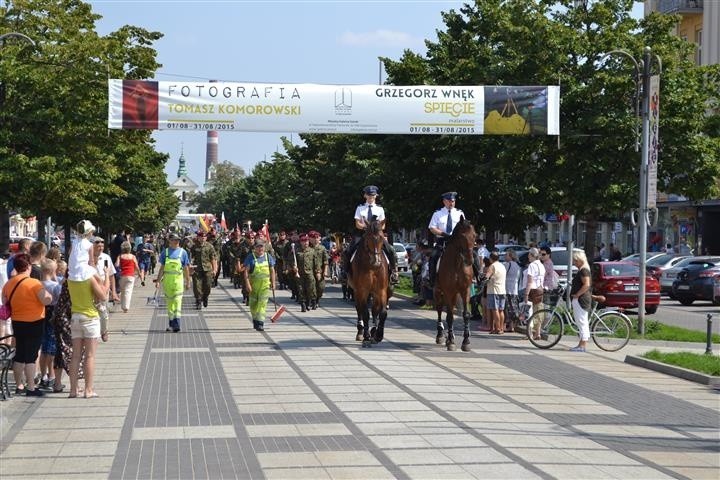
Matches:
[299,233,309,241]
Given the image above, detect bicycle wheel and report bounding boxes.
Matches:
[591,311,631,351]
[526,309,564,349]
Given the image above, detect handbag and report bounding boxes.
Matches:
[0,277,28,320]
[528,287,544,304]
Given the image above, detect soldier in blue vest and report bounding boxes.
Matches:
[342,185,398,284]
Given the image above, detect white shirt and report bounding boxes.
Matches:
[526,259,546,290]
[504,260,520,295]
[477,246,490,259]
[354,203,385,223]
[428,207,465,234]
[487,261,506,296]
[68,237,95,281]
[94,252,117,281]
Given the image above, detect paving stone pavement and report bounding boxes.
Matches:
[0,278,718,480]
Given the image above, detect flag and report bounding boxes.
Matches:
[261,219,270,239]
[198,215,209,232]
[220,212,228,231]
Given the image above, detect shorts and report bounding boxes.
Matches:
[41,317,57,355]
[138,259,151,272]
[11,319,44,364]
[487,293,506,311]
[70,313,101,340]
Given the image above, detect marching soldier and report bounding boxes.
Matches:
[309,231,328,309]
[272,231,289,290]
[208,228,222,287]
[287,233,317,312]
[189,230,218,309]
[283,231,300,301]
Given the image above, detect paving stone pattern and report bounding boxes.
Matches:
[0,279,718,480]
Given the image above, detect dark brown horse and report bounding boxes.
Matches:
[434,216,476,351]
[348,219,389,347]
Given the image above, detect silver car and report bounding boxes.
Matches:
[393,243,409,271]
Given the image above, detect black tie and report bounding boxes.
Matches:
[367,204,373,222]
[445,209,453,233]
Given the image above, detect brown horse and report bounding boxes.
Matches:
[348,219,389,347]
[434,216,476,351]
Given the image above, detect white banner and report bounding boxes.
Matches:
[108,80,559,135]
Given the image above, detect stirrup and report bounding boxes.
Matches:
[390,270,399,284]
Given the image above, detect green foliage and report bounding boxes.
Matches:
[0,0,175,243]
[642,349,720,376]
[192,161,247,229]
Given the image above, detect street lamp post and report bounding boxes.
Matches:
[602,46,661,336]
[0,32,36,252]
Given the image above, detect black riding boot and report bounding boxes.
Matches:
[382,240,399,285]
[429,249,440,287]
[301,302,308,313]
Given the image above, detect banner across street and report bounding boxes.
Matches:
[108,80,560,135]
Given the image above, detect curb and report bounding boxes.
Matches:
[624,354,720,387]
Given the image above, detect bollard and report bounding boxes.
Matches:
[706,314,713,355]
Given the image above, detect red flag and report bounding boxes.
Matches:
[220,212,228,231]
[262,219,270,240]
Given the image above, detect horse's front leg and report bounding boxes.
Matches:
[372,295,387,344]
[357,299,372,348]
[446,307,456,351]
[436,308,445,345]
[461,293,471,352]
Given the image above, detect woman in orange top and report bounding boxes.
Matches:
[1,253,52,396]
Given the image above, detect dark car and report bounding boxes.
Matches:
[671,260,720,306]
[591,261,661,314]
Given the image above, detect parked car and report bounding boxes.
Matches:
[517,247,581,289]
[714,274,720,305]
[645,254,692,280]
[393,242,409,271]
[591,261,661,314]
[404,242,417,259]
[621,252,664,264]
[492,244,529,253]
[9,236,35,253]
[660,256,720,297]
[671,260,720,306]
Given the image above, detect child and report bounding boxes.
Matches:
[67,219,97,281]
[56,260,67,283]
[39,258,64,392]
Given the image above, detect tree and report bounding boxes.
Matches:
[192,161,247,229]
[0,0,173,248]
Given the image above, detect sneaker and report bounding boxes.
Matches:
[569,346,586,352]
[141,280,146,287]
[26,389,45,397]
[172,327,180,333]
[166,327,173,332]
[40,378,50,389]
[14,387,25,395]
[202,298,208,308]
[256,323,264,332]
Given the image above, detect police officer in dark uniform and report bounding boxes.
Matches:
[189,230,218,309]
[427,191,481,286]
[342,185,398,284]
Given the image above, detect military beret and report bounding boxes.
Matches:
[363,185,379,195]
[308,230,321,238]
[299,233,309,241]
[196,230,206,237]
[441,191,458,200]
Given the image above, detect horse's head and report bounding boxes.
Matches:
[450,215,476,252]
[361,219,385,268]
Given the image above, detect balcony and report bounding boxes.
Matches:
[657,0,704,14]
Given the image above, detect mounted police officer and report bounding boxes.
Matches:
[342,185,399,284]
[428,191,481,286]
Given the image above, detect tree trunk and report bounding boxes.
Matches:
[36,212,47,245]
[0,210,9,252]
[64,224,72,260]
[584,217,599,265]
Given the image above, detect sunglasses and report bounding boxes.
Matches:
[540,252,548,256]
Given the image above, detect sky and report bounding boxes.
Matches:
[90,0,467,186]
[90,0,644,187]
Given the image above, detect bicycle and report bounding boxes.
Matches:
[526,286,632,352]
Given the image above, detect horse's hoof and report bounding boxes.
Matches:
[356,333,363,341]
[435,335,444,345]
[447,343,457,352]
[461,343,471,352]
[362,340,372,348]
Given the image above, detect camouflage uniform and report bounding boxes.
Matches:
[287,239,316,312]
[273,237,290,289]
[189,239,217,308]
[312,240,328,308]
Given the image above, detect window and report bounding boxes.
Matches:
[695,29,702,65]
